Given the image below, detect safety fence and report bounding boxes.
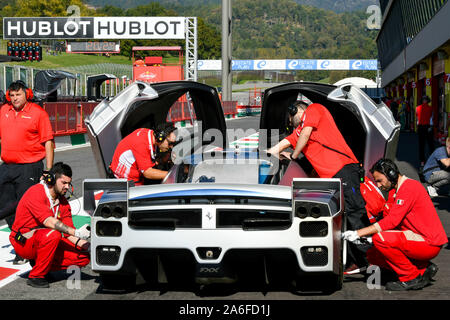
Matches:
[235,87,263,117]
[167,100,238,125]
[43,102,99,136]
[43,100,239,136]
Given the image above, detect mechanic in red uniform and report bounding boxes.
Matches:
[343,158,447,291]
[0,80,54,264]
[416,95,434,168]
[9,162,91,288]
[110,123,177,185]
[268,101,370,274]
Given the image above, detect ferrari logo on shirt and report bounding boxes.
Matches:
[396,199,405,205]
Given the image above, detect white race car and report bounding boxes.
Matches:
[84,81,399,292]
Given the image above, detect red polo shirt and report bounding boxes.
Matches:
[0,102,54,163]
[11,183,73,236]
[110,128,157,185]
[286,103,357,178]
[416,103,433,125]
[375,178,448,247]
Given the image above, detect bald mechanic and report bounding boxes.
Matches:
[343,159,447,291]
[268,100,370,275]
[0,80,54,264]
[110,123,177,185]
[9,162,90,288]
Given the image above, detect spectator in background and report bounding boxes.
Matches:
[0,80,54,264]
[384,96,392,109]
[423,137,450,197]
[398,96,407,131]
[405,96,413,132]
[416,95,434,168]
[133,55,146,67]
[390,97,399,121]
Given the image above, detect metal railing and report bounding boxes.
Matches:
[44,100,238,136]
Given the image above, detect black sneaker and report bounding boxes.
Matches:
[423,262,438,282]
[27,277,49,289]
[13,255,28,265]
[385,274,426,291]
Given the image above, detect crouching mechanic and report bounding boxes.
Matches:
[9,162,90,288]
[342,158,448,291]
[110,123,177,185]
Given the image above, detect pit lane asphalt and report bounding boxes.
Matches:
[0,117,449,300]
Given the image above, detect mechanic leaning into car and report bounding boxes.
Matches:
[0,80,55,265]
[9,162,91,289]
[267,100,370,275]
[342,158,447,291]
[109,123,177,185]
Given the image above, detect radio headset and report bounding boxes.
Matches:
[374,158,399,184]
[5,80,33,102]
[154,123,176,143]
[42,168,75,200]
[288,104,298,117]
[155,128,167,143]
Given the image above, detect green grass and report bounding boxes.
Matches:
[6,52,132,69]
[318,77,331,84]
[4,52,181,70]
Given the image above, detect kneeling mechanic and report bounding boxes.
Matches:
[9,162,91,288]
[342,158,447,291]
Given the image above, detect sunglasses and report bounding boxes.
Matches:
[288,104,298,117]
[167,140,176,147]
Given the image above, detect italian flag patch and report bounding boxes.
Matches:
[396,199,405,205]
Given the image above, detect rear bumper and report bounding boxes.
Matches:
[91,214,343,277]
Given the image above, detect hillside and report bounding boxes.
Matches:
[2,0,378,82]
[157,0,378,81]
[93,0,378,61]
[85,0,380,13]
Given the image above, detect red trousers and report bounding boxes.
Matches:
[10,229,90,279]
[367,231,441,282]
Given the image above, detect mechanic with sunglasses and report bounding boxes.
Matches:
[267,100,370,275]
[9,162,91,288]
[109,123,177,185]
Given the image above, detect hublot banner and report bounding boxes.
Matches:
[3,17,186,39]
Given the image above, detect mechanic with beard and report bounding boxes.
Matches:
[342,159,447,291]
[110,123,177,185]
[267,100,370,275]
[0,80,54,264]
[9,162,91,288]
